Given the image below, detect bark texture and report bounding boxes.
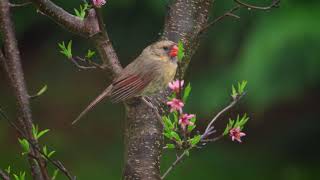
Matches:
[123,0,213,179]
[0,0,49,179]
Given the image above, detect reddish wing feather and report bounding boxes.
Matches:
[111,73,153,103]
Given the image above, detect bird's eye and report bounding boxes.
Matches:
[163,46,169,51]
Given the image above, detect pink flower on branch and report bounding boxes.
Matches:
[92,0,106,8]
[168,80,184,93]
[167,98,184,113]
[229,127,246,143]
[179,113,195,130]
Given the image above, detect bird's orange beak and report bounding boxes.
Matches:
[169,45,178,57]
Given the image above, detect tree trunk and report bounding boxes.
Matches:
[122,0,213,179]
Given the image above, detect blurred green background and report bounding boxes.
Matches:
[1,0,320,179]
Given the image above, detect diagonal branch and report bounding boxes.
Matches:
[0,169,10,180]
[30,0,99,37]
[0,1,49,179]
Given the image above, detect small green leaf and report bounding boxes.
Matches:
[5,165,11,174]
[163,132,173,139]
[189,135,201,146]
[18,139,30,155]
[86,49,96,59]
[166,144,175,149]
[187,117,197,132]
[52,169,59,180]
[43,145,48,155]
[36,129,50,139]
[182,83,192,103]
[185,150,190,156]
[170,131,182,142]
[231,85,237,98]
[58,40,72,59]
[13,171,25,180]
[177,40,185,61]
[48,150,56,158]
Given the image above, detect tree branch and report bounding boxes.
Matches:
[234,0,280,10]
[0,1,49,179]
[0,169,10,180]
[30,0,100,37]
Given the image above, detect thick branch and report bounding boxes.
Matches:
[0,1,49,179]
[30,0,99,37]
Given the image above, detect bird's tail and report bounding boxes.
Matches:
[72,85,112,125]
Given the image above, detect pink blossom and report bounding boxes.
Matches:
[179,113,195,130]
[168,80,184,93]
[229,127,246,143]
[92,0,106,8]
[166,98,184,113]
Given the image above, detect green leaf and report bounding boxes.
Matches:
[170,131,182,142]
[86,49,96,59]
[5,165,11,174]
[58,40,72,59]
[74,3,89,20]
[231,85,237,98]
[18,139,30,155]
[185,150,190,156]
[177,40,185,61]
[166,144,175,149]
[238,80,248,94]
[13,171,25,180]
[189,135,201,146]
[182,83,192,103]
[36,129,50,139]
[163,116,174,131]
[163,132,173,139]
[32,124,38,139]
[52,169,59,180]
[48,150,56,158]
[43,145,48,155]
[187,117,197,132]
[223,119,235,136]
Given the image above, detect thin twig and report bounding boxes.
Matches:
[161,93,245,179]
[0,169,10,180]
[202,93,245,139]
[0,106,75,180]
[200,0,280,35]
[199,5,241,34]
[161,150,188,179]
[234,0,280,10]
[9,2,32,8]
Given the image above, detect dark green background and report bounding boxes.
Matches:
[1,0,319,179]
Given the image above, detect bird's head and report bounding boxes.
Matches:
[146,40,178,63]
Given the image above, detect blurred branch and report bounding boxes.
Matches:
[200,0,280,35]
[9,2,32,8]
[0,169,10,180]
[0,106,75,180]
[199,5,241,35]
[0,1,50,179]
[234,0,280,10]
[161,150,189,179]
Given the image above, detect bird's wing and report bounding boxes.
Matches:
[110,71,154,103]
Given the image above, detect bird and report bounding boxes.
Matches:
[72,40,179,125]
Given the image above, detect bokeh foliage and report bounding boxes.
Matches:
[1,0,320,179]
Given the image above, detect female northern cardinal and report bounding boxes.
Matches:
[72,40,178,124]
